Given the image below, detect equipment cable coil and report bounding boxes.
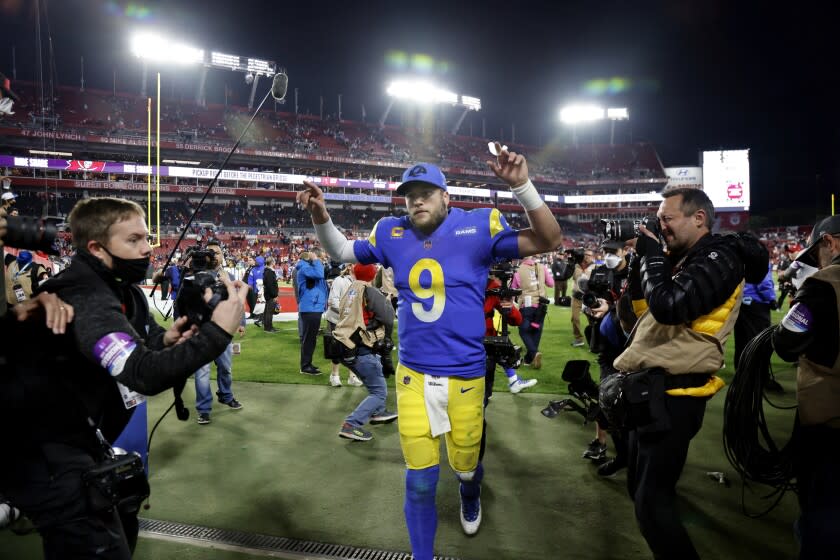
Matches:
[722,325,799,517]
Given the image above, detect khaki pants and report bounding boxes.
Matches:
[571,297,584,341]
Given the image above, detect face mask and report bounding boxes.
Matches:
[103,247,150,285]
[604,253,623,269]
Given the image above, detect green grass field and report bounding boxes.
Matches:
[213,301,796,396]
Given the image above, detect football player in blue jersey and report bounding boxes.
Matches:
[296,143,562,560]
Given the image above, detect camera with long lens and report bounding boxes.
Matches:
[2,215,60,254]
[175,246,229,326]
[600,216,661,242]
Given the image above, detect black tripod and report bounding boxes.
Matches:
[541,360,601,424]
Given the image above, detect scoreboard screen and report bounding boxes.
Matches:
[702,149,750,211]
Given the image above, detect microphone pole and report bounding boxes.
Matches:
[162,74,285,320]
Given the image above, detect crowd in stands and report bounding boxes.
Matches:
[2,82,664,184]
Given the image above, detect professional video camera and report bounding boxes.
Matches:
[564,247,585,265]
[541,360,601,424]
[580,265,614,309]
[174,246,229,326]
[1,215,59,254]
[600,216,661,242]
[484,261,523,369]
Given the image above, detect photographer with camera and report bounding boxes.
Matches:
[772,216,840,558]
[5,249,49,308]
[485,264,537,396]
[511,253,553,368]
[570,248,595,347]
[577,239,633,473]
[189,240,245,425]
[332,263,398,441]
[325,266,365,387]
[551,250,573,305]
[0,197,249,559]
[600,188,768,559]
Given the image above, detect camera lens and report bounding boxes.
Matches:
[582,293,599,308]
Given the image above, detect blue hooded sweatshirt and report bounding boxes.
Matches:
[248,257,265,295]
[295,257,327,313]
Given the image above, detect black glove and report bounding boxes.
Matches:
[769,299,778,310]
[381,354,395,378]
[634,233,662,258]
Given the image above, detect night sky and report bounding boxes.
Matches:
[0,0,836,220]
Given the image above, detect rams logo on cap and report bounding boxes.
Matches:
[407,165,427,178]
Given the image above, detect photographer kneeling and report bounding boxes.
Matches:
[0,197,248,560]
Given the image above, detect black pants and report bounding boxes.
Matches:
[627,395,707,560]
[1,442,136,560]
[733,301,771,368]
[262,296,276,331]
[299,312,323,368]
[246,289,258,317]
[795,424,840,559]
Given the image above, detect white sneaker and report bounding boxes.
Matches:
[329,374,342,387]
[459,494,481,535]
[509,378,538,394]
[347,373,364,387]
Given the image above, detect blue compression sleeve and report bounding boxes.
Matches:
[405,466,440,560]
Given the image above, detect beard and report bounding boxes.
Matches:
[410,201,449,235]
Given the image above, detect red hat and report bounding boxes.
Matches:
[353,263,377,282]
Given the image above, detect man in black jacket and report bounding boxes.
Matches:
[0,197,248,560]
[262,255,279,332]
[772,215,840,559]
[611,188,767,559]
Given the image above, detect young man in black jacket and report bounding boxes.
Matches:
[0,197,248,560]
[262,255,279,332]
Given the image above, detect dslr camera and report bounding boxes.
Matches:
[600,216,661,242]
[175,246,229,326]
[1,215,60,254]
[581,266,614,309]
[487,261,522,300]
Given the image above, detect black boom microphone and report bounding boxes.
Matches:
[271,70,288,101]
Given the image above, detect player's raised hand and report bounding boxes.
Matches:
[487,141,529,188]
[297,180,330,224]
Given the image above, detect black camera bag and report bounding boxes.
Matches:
[599,367,670,434]
[82,451,149,515]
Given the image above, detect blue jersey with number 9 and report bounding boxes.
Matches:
[354,207,520,377]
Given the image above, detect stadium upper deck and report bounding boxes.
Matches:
[1,81,668,226]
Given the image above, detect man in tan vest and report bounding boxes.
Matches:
[511,254,554,368]
[613,187,767,559]
[773,215,840,558]
[333,263,397,441]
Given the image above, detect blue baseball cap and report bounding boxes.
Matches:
[17,250,32,267]
[396,163,448,195]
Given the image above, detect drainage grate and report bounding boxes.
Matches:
[139,518,461,560]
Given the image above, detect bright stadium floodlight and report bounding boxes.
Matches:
[211,51,241,71]
[607,107,629,120]
[385,78,481,132]
[559,104,605,124]
[461,95,481,111]
[130,33,204,64]
[606,107,629,145]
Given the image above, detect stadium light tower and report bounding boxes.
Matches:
[607,107,629,145]
[559,104,628,146]
[130,32,277,108]
[380,78,480,132]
